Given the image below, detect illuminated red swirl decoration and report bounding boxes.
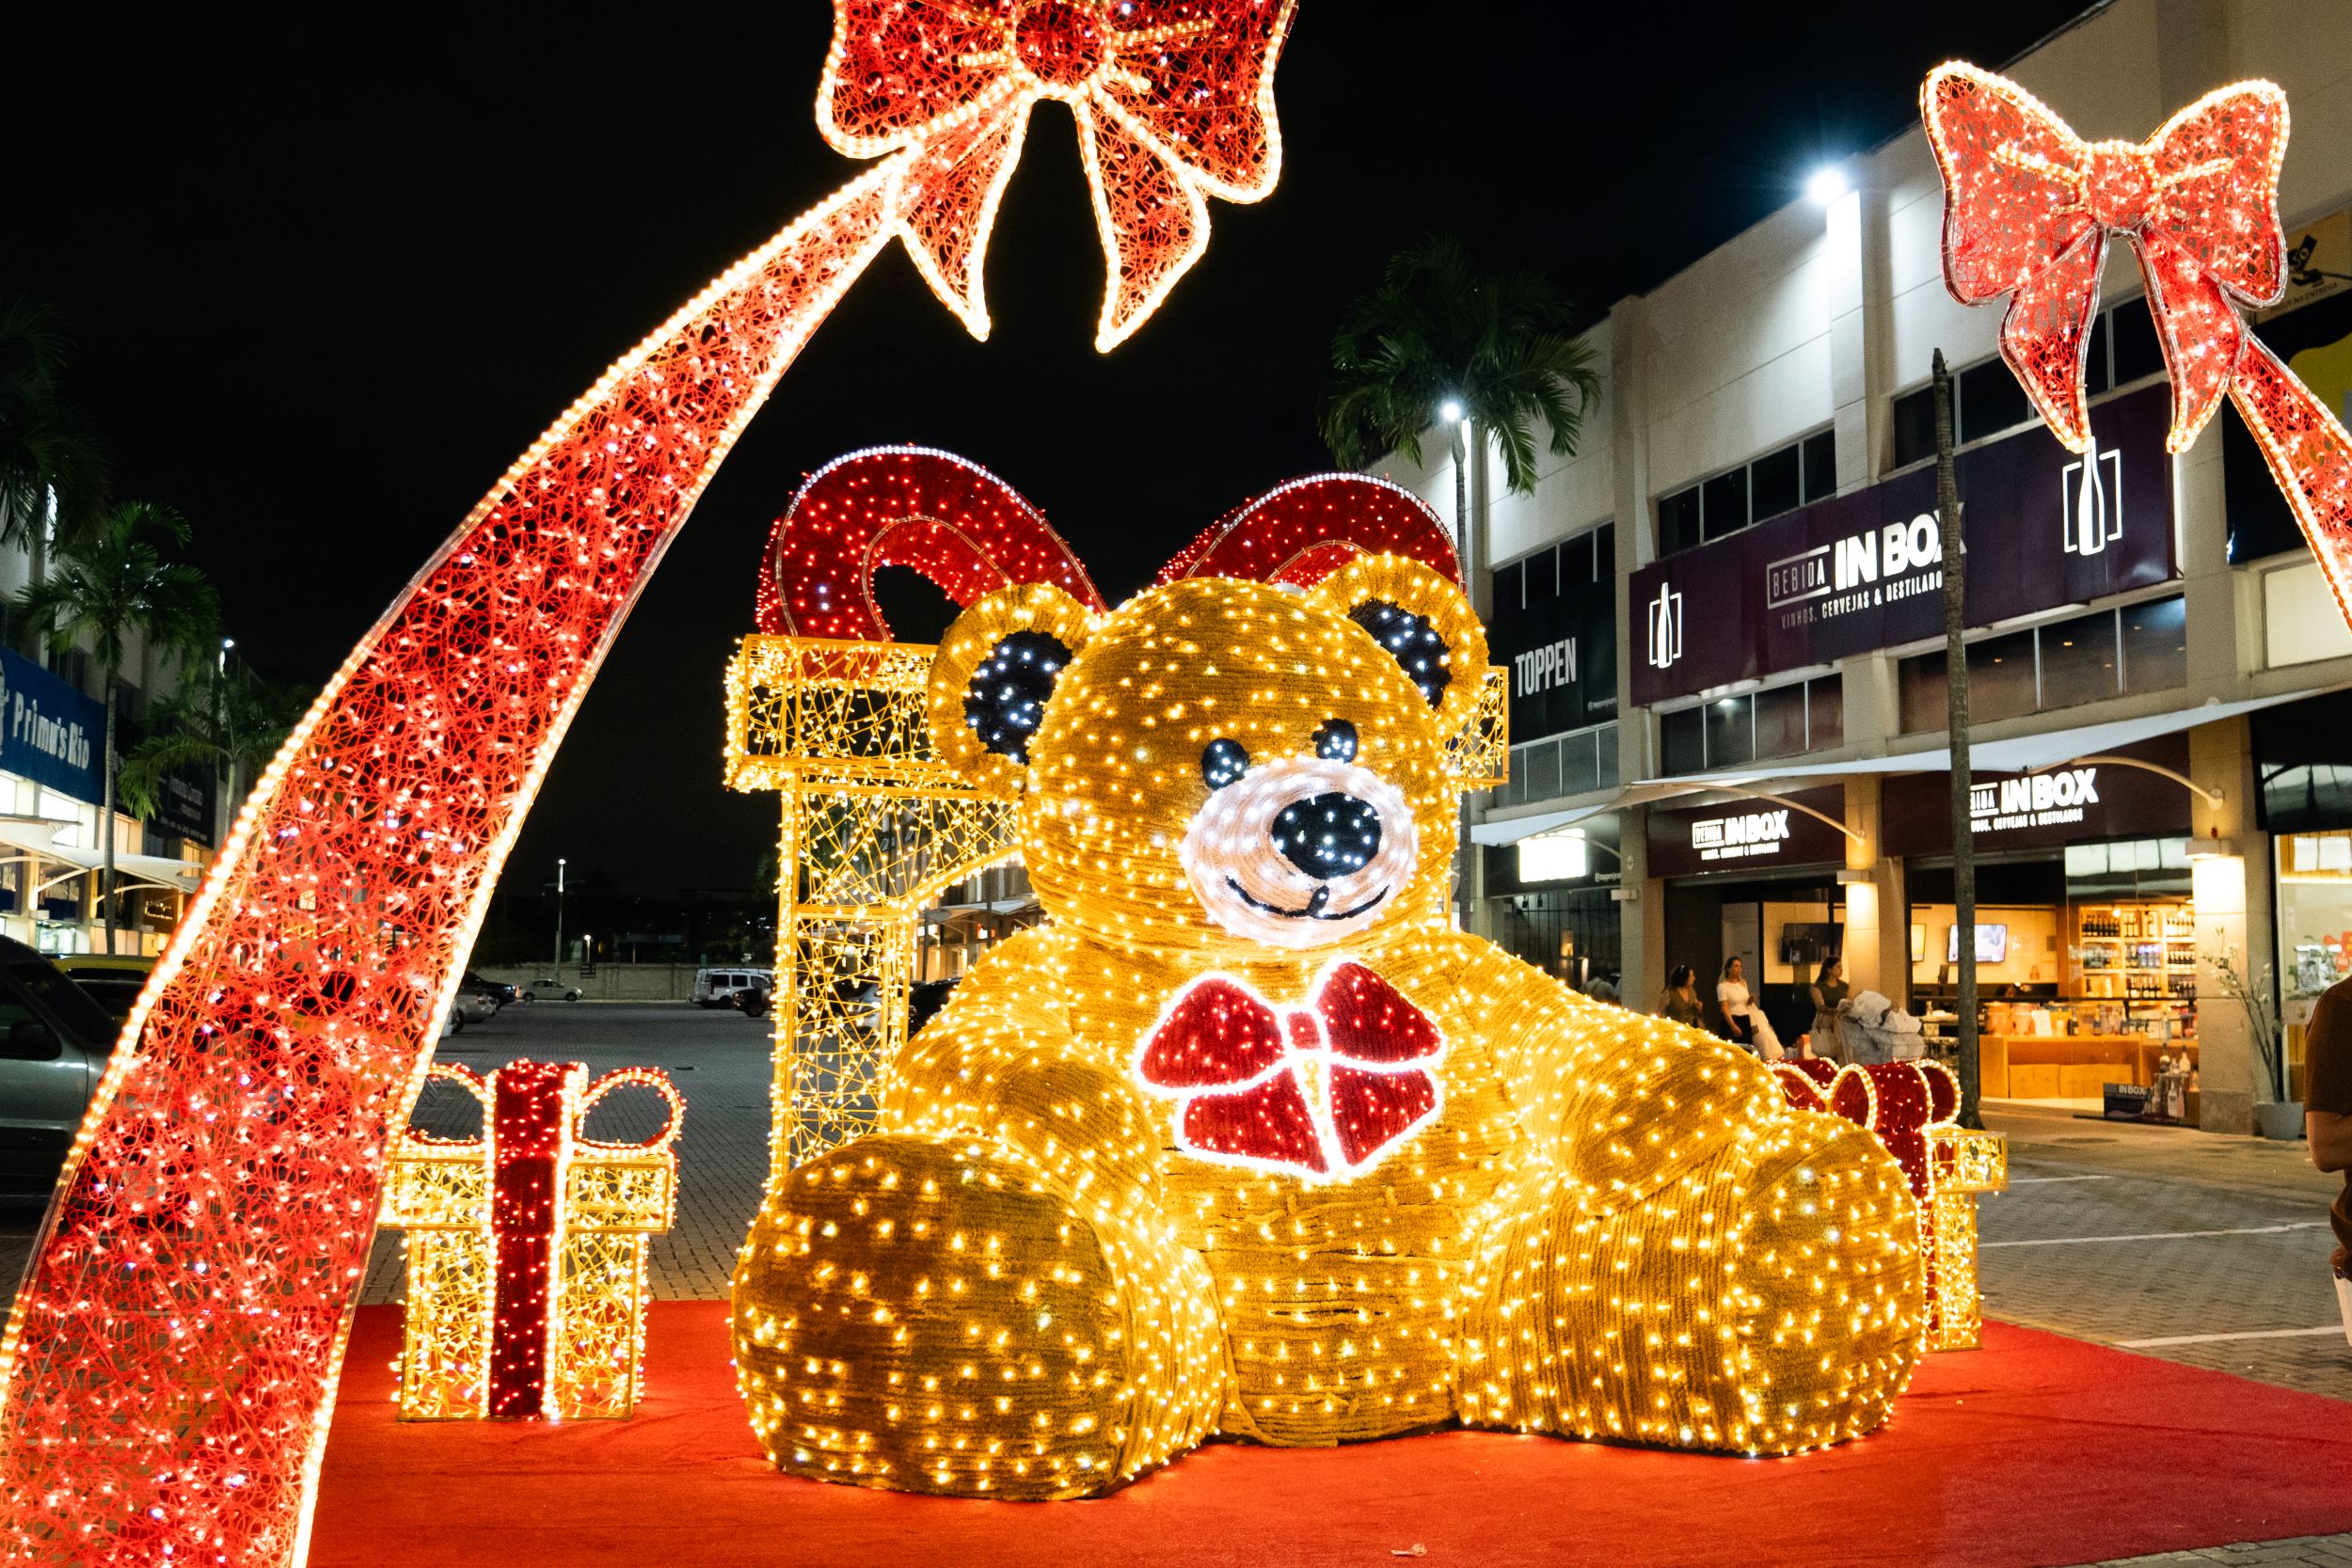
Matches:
[755,446,1106,640]
[1924,64,2352,628]
[0,5,1296,1562]
[1155,471,1463,588]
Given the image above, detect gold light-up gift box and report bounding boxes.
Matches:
[382,1059,682,1419]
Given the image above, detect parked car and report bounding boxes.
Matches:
[525,977,583,1002]
[444,990,499,1033]
[732,984,771,1022]
[52,953,156,1025]
[463,971,518,1008]
[0,938,149,1194]
[693,967,771,1008]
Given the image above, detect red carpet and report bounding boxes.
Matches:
[310,1303,2352,1567]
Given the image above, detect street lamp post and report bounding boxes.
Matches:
[552,856,567,989]
[215,638,234,847]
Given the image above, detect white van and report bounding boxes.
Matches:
[693,968,772,1008]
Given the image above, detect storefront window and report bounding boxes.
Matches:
[2278,830,2352,1098]
[1970,629,2038,722]
[2039,610,2120,708]
[2122,595,2189,692]
[1906,844,2198,1107]
[1755,681,1805,758]
[1807,673,1844,749]
[1703,696,1753,768]
[1662,708,1704,774]
[1898,595,2187,732]
[1701,469,1748,542]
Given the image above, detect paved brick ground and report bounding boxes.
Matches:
[1980,1101,2351,1402]
[6,1014,2350,1565]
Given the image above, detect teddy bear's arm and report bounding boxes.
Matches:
[880,925,1169,1202]
[1420,934,1790,1204]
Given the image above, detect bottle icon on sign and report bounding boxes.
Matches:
[2061,435,2124,557]
[1645,581,1683,670]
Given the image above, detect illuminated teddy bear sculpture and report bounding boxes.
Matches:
[734,545,1925,1498]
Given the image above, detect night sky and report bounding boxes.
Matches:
[8,0,2086,904]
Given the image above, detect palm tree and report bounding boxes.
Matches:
[118,660,308,845]
[18,501,219,949]
[0,298,106,546]
[1319,235,1603,609]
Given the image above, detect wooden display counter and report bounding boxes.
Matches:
[1983,1033,2196,1100]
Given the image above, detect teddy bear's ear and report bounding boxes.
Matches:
[927,582,1099,777]
[1306,553,1489,736]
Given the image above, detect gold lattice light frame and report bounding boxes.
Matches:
[726,636,1024,1176]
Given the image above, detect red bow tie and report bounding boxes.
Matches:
[1134,961,1445,1180]
[1923,64,2287,455]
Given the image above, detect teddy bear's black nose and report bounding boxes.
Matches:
[1270,792,1383,880]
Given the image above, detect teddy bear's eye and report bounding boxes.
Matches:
[1312,719,1358,764]
[1348,599,1452,708]
[962,629,1072,764]
[1200,738,1250,789]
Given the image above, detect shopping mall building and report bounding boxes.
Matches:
[0,534,209,957]
[1373,0,2352,1134]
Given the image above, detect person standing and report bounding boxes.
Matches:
[1660,964,1705,1030]
[1718,956,1785,1061]
[2302,974,2352,1332]
[1810,957,1851,1063]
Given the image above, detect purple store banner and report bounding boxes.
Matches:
[1631,384,2176,706]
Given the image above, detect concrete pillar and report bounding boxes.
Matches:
[2189,715,2276,1135]
[1622,803,1665,1008]
[1825,181,1871,498]
[1607,297,1653,783]
[1840,777,1908,1007]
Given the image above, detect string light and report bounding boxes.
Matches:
[1772,1057,2008,1351]
[732,469,1928,1498]
[1924,63,2352,631]
[384,1062,683,1420]
[0,9,1299,1560]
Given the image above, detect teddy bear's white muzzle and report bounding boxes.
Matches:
[1179,755,1419,950]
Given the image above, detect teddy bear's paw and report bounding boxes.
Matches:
[732,1133,1226,1498]
[1455,1114,1923,1455]
[1717,1115,1927,1453]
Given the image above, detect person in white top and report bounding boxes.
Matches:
[1717,956,1784,1061]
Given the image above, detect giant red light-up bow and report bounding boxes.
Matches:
[0,7,1296,1563]
[1134,961,1447,1180]
[1924,63,2352,628]
[825,0,1295,349]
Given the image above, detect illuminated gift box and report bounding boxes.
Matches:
[1773,1057,2008,1351]
[383,1059,682,1419]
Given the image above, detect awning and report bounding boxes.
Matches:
[1470,783,1703,847]
[1473,684,2350,848]
[0,820,206,894]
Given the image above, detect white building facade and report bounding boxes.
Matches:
[1375,0,2352,1134]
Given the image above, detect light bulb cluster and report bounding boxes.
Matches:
[730,506,1931,1500]
[1925,64,2352,634]
[384,1061,683,1421]
[0,8,1301,1553]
